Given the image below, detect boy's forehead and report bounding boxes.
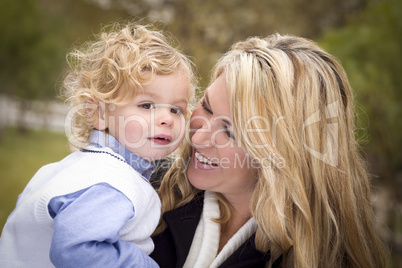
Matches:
[136,86,189,103]
[139,73,190,94]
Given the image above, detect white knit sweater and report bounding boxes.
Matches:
[0,146,160,267]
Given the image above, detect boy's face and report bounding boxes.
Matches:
[105,71,189,161]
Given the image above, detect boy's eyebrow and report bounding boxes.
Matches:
[170,97,188,109]
[175,97,188,104]
[139,91,187,105]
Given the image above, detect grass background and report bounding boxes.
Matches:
[0,128,70,230]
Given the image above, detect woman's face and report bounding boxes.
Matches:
[187,75,257,200]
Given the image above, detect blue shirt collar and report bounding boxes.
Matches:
[89,130,154,180]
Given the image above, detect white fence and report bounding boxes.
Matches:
[0,95,69,133]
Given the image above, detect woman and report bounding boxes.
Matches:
[151,34,389,268]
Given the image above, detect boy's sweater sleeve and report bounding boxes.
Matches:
[47,183,159,268]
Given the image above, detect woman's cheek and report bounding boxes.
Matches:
[212,131,232,148]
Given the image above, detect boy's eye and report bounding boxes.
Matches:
[140,103,154,109]
[170,107,183,114]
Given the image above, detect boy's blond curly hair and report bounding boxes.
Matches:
[62,22,197,151]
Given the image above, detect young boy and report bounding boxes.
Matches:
[0,23,196,267]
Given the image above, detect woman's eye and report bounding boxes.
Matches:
[224,126,235,140]
[171,107,183,114]
[201,99,213,114]
[140,103,154,109]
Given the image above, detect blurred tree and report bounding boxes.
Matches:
[320,0,402,189]
[320,1,402,264]
[0,0,128,133]
[0,0,373,131]
[0,0,368,107]
[0,0,66,132]
[159,0,366,88]
[94,0,368,89]
[1,0,50,99]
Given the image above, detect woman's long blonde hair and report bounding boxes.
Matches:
[156,33,389,268]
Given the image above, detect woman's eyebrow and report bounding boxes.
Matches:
[222,118,232,127]
[204,91,212,110]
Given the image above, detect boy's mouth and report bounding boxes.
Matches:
[148,135,172,145]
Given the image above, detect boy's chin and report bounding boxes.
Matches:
[138,150,174,162]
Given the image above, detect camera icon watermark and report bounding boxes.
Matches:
[302,101,339,167]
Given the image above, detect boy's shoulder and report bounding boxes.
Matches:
[37,147,156,202]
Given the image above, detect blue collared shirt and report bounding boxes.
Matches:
[89,130,154,180]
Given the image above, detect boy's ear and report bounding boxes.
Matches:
[94,102,108,131]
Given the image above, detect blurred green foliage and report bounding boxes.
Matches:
[319,0,402,187]
[0,0,66,100]
[0,0,128,101]
[146,0,368,89]
[0,0,368,99]
[318,2,402,264]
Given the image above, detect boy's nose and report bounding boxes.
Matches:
[156,108,174,127]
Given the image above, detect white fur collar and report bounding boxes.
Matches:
[183,191,257,268]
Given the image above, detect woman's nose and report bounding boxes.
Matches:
[190,114,212,148]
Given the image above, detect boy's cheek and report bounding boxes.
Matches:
[123,120,146,143]
[175,119,187,141]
